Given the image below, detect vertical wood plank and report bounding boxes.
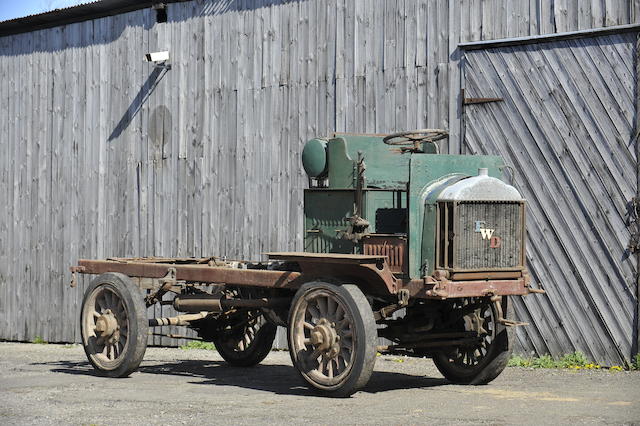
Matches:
[447,1,461,153]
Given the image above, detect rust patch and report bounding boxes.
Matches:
[363,235,407,274]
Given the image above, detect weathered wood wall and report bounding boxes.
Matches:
[0,0,638,361]
[463,31,638,366]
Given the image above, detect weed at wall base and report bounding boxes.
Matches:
[632,354,640,371]
[508,351,632,371]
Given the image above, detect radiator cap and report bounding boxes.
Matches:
[438,168,523,201]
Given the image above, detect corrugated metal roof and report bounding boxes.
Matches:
[0,1,101,25]
[0,0,186,37]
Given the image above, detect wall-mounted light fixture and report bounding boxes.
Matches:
[153,3,168,23]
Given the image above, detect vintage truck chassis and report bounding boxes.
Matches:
[70,252,540,397]
[69,130,544,397]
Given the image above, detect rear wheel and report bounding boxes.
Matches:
[211,309,277,367]
[432,297,513,385]
[287,282,377,397]
[80,273,148,377]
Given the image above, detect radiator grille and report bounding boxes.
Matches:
[454,201,523,269]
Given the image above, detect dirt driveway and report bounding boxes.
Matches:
[0,342,638,425]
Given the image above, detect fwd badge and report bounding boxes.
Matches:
[475,221,502,248]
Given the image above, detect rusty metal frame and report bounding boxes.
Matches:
[448,270,523,280]
[73,251,537,302]
[267,252,401,296]
[403,277,533,299]
[74,259,302,289]
[73,254,401,297]
[362,235,407,275]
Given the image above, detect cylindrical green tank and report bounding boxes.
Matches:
[302,138,328,178]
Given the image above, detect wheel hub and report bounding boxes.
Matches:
[95,309,120,344]
[465,311,488,336]
[310,319,340,359]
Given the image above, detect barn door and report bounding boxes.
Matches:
[462,31,638,366]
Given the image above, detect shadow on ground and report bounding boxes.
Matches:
[34,358,449,396]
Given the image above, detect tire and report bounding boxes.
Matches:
[212,311,277,367]
[432,297,514,385]
[287,281,377,397]
[80,272,148,377]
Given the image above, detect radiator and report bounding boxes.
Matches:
[439,201,524,270]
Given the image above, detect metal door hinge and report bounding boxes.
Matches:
[628,197,640,253]
[461,88,503,105]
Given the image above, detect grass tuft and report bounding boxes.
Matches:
[179,340,216,351]
[531,354,558,368]
[32,336,47,344]
[509,352,609,370]
[559,351,588,368]
[507,354,531,367]
[631,354,640,371]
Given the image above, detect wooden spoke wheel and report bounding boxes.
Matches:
[80,273,148,377]
[432,297,513,385]
[212,309,277,367]
[288,282,377,397]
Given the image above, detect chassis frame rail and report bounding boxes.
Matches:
[71,254,540,300]
[72,259,301,289]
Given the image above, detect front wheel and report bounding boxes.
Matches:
[432,297,513,385]
[80,273,148,377]
[287,282,377,397]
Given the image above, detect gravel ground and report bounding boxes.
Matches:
[0,342,639,425]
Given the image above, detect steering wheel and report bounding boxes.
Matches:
[383,129,449,153]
